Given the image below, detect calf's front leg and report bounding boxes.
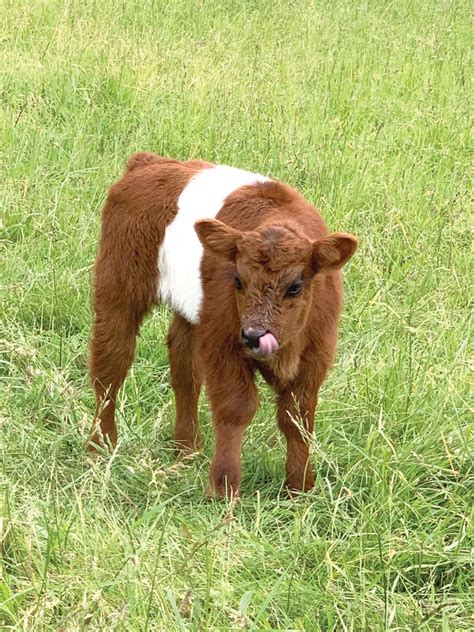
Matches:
[205,363,259,498]
[277,381,319,492]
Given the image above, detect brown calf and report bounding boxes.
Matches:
[89,153,357,496]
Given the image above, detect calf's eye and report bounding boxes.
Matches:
[234,275,243,290]
[285,280,303,297]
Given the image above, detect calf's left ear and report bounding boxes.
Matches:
[194,219,243,261]
[311,232,358,272]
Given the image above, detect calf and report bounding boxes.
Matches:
[89,153,357,496]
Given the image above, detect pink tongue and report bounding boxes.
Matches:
[258,332,279,355]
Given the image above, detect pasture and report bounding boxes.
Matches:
[1,0,472,629]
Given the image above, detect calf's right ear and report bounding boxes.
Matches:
[194,219,243,261]
[311,232,358,272]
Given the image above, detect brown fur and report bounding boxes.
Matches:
[89,153,357,496]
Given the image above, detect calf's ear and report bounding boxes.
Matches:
[311,232,358,272]
[194,219,243,261]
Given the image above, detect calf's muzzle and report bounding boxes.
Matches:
[241,328,279,356]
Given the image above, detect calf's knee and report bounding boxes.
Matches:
[212,389,259,426]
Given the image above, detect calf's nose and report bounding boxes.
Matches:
[241,328,266,349]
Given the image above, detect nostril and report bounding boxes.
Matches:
[241,328,266,349]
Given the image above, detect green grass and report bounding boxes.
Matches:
[1,0,473,629]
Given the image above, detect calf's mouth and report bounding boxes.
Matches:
[240,328,279,356]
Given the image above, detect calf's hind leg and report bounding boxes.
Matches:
[167,313,203,453]
[89,297,148,448]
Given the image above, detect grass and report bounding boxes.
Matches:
[1,0,472,629]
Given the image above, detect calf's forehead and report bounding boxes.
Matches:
[236,258,305,288]
[237,230,312,274]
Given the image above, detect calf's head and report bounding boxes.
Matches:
[195,219,357,358]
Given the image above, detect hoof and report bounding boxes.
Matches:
[205,481,240,499]
[86,431,117,452]
[174,434,203,456]
[285,472,315,494]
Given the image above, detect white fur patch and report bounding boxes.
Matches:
[158,165,269,324]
